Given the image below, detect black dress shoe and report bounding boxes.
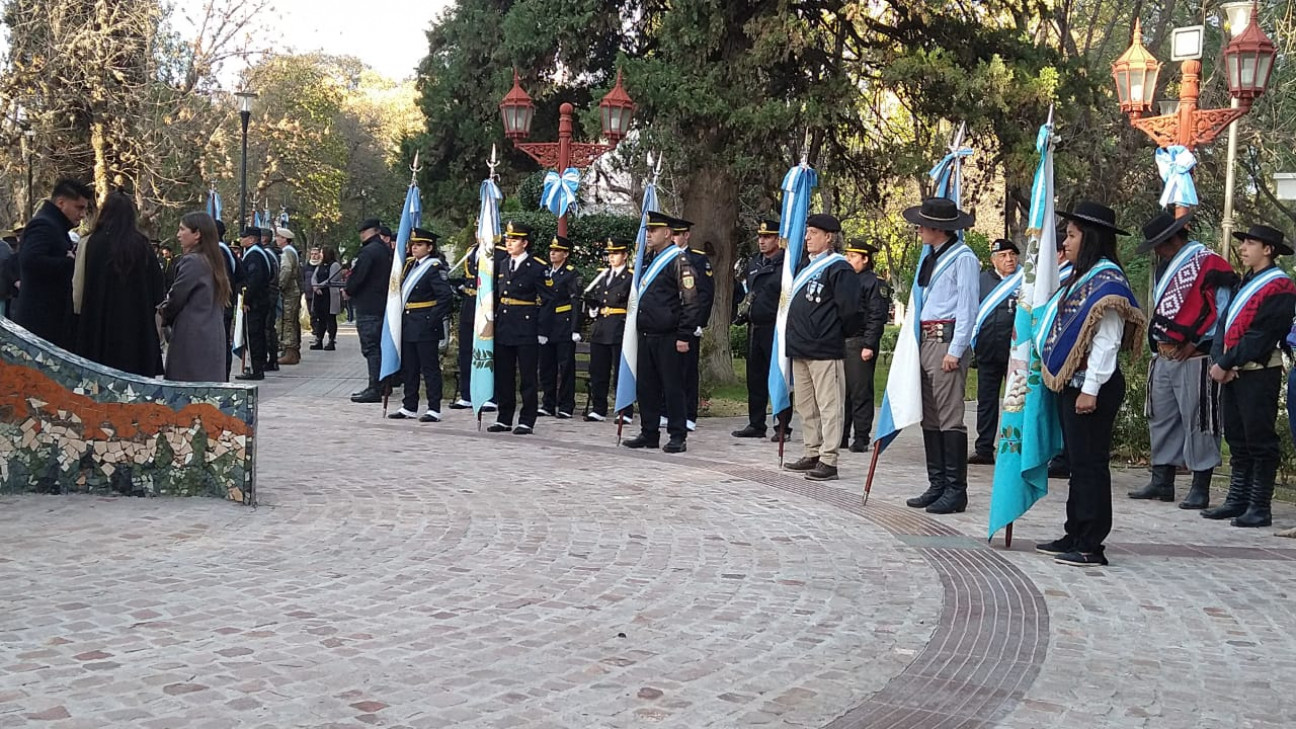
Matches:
[1055,550,1108,567]
[731,425,766,438]
[419,413,441,423]
[486,423,511,433]
[849,439,869,453]
[622,434,659,449]
[784,456,820,472]
[449,399,472,410]
[662,439,687,453]
[387,411,412,420]
[308,342,324,350]
[1034,537,1073,556]
[350,389,381,403]
[513,424,533,435]
[968,452,995,465]
[265,362,279,371]
[323,342,336,351]
[235,372,264,381]
[805,463,839,481]
[770,429,793,443]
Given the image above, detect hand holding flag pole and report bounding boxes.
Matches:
[381,151,423,418]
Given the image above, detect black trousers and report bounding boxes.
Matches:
[682,333,701,421]
[539,338,577,414]
[311,295,337,343]
[246,302,269,375]
[223,310,234,380]
[495,342,538,427]
[1058,368,1124,553]
[842,337,878,444]
[355,314,383,388]
[264,305,278,364]
[975,357,1009,456]
[589,340,625,417]
[456,300,475,401]
[1223,367,1282,476]
[401,338,443,414]
[746,324,775,428]
[639,333,686,441]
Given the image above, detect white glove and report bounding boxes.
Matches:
[538,336,549,345]
[693,326,703,337]
[572,332,582,343]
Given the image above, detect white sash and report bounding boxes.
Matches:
[1224,267,1289,335]
[791,252,846,297]
[971,268,1023,347]
[248,245,275,272]
[401,258,436,306]
[1153,241,1205,306]
[638,245,682,294]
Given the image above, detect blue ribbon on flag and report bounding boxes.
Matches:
[1156,145,1198,208]
[541,167,580,218]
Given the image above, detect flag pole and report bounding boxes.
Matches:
[862,445,881,506]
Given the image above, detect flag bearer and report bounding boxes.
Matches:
[487,222,553,435]
[389,228,454,422]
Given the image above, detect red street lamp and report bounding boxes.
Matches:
[1111,19,1161,118]
[1223,4,1277,108]
[498,68,635,236]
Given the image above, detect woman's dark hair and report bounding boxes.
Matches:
[322,246,338,266]
[1069,221,1121,280]
[91,191,148,276]
[180,212,232,306]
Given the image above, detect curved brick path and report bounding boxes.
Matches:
[3,328,1295,728]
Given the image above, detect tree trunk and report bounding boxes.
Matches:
[91,119,110,207]
[682,163,739,388]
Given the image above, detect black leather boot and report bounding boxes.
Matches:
[1232,461,1275,528]
[927,431,969,514]
[906,429,945,508]
[1178,469,1212,510]
[1202,461,1250,520]
[1128,465,1176,501]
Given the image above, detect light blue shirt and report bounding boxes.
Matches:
[919,241,981,359]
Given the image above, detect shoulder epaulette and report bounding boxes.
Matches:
[565,264,574,271]
[691,249,708,256]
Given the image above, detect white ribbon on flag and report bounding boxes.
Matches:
[541,168,580,217]
[1156,145,1198,209]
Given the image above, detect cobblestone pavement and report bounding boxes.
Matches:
[3,327,1294,729]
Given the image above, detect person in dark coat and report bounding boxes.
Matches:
[841,239,890,452]
[345,218,394,402]
[538,235,582,419]
[235,227,275,381]
[309,246,343,351]
[0,228,19,319]
[261,227,281,371]
[732,219,789,440]
[669,216,714,431]
[583,238,634,422]
[486,221,554,434]
[215,220,242,380]
[73,191,165,377]
[388,228,454,422]
[159,212,231,383]
[968,238,1021,464]
[623,211,702,453]
[12,178,93,348]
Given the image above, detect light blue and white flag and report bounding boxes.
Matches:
[378,183,422,381]
[471,178,502,414]
[253,211,263,228]
[206,189,223,222]
[873,142,972,454]
[988,118,1062,540]
[614,182,659,414]
[767,163,818,417]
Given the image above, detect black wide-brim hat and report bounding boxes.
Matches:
[1135,211,1193,254]
[902,198,974,231]
[1233,223,1294,256]
[1057,201,1129,236]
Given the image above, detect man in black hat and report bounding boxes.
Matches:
[840,238,890,452]
[487,221,553,434]
[624,211,702,453]
[781,213,859,481]
[732,218,792,441]
[344,218,393,402]
[901,198,980,514]
[235,225,276,381]
[538,235,582,419]
[584,238,634,422]
[967,238,1021,464]
[670,216,714,431]
[1129,211,1236,508]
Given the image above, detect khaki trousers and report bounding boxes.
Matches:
[920,340,968,432]
[793,358,847,466]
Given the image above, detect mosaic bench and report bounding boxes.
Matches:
[1,318,256,504]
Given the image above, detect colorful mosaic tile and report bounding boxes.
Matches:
[0,319,256,503]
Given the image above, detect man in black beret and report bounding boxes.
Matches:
[344,218,393,402]
[968,238,1021,464]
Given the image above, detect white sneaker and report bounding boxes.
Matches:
[686,420,697,432]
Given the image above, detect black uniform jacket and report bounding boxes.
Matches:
[586,266,633,345]
[785,254,859,360]
[973,268,1018,364]
[240,243,277,307]
[495,253,554,346]
[738,250,784,327]
[345,235,394,316]
[636,247,701,340]
[683,246,715,329]
[401,256,455,343]
[845,268,888,353]
[540,263,582,339]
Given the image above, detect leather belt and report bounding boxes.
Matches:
[500,297,538,306]
[920,320,954,343]
[554,304,573,313]
[404,300,438,311]
[461,287,477,296]
[600,307,627,316]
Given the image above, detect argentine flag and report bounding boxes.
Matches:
[768,164,818,417]
[206,189,223,222]
[614,182,659,414]
[378,184,422,381]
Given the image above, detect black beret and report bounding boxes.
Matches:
[357,218,382,233]
[991,238,1020,255]
[806,213,842,233]
[240,226,261,239]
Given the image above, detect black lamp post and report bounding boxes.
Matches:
[235,90,257,228]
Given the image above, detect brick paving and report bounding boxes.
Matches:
[2,326,1294,728]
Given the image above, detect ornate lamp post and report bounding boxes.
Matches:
[1112,4,1276,231]
[498,69,635,236]
[235,90,258,229]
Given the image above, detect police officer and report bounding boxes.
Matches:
[624,211,702,453]
[669,216,714,431]
[584,238,634,422]
[732,218,792,441]
[235,226,274,381]
[968,238,1020,464]
[538,235,582,419]
[841,239,889,452]
[487,221,553,434]
[388,228,454,422]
